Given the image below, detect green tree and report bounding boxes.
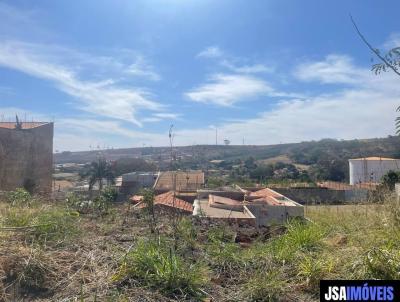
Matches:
[84,157,115,191]
[381,170,400,190]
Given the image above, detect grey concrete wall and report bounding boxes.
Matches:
[273,188,345,205]
[274,188,368,204]
[0,123,53,193]
[246,204,304,227]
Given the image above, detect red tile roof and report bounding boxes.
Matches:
[250,188,282,199]
[0,122,49,129]
[135,191,193,213]
[249,188,298,206]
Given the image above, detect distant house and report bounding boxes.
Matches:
[118,172,159,195]
[154,170,204,192]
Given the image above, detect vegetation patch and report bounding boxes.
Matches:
[114,239,209,299]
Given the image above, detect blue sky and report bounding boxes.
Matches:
[1,0,400,151]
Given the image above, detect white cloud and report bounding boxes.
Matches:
[126,55,161,81]
[152,112,181,119]
[221,60,273,74]
[210,89,398,145]
[185,73,273,106]
[383,33,400,50]
[197,46,223,58]
[0,41,163,126]
[142,112,181,123]
[294,54,364,84]
[178,55,400,145]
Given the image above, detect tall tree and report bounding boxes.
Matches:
[85,157,115,191]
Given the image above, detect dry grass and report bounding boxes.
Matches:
[1,191,400,301]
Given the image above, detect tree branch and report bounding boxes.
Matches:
[350,14,400,77]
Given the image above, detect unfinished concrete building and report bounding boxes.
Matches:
[0,121,54,193]
[194,186,304,226]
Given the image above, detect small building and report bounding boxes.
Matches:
[154,170,204,192]
[119,171,158,195]
[349,157,400,185]
[0,121,53,193]
[245,188,304,226]
[194,187,304,227]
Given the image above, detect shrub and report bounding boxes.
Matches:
[176,217,197,252]
[31,209,80,244]
[270,221,326,262]
[1,206,79,245]
[363,247,400,279]
[296,255,333,291]
[6,188,33,206]
[207,225,235,243]
[114,239,208,298]
[102,186,118,203]
[66,193,111,215]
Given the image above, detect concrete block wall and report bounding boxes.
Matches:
[0,123,53,193]
[246,204,304,227]
[274,187,369,204]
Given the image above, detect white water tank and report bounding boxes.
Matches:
[349,157,400,185]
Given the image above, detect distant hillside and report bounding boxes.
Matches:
[54,136,400,165]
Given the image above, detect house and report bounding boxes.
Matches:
[193,186,304,226]
[118,172,159,195]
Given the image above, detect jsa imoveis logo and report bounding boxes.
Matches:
[320,280,399,302]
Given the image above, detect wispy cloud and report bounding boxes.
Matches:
[179,54,400,145]
[126,55,161,81]
[383,32,400,50]
[0,41,164,126]
[293,54,363,84]
[185,73,273,106]
[197,46,223,58]
[142,112,181,123]
[221,60,273,74]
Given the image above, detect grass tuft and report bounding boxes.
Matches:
[114,239,208,299]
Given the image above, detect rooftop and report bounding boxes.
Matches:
[208,194,243,211]
[154,171,204,191]
[0,121,51,129]
[135,191,193,213]
[249,188,300,206]
[349,157,397,161]
[195,199,254,219]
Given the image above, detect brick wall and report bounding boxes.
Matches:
[0,123,53,193]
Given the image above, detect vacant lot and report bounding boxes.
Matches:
[1,191,399,301]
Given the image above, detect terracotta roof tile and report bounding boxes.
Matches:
[135,191,193,213]
[0,122,50,129]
